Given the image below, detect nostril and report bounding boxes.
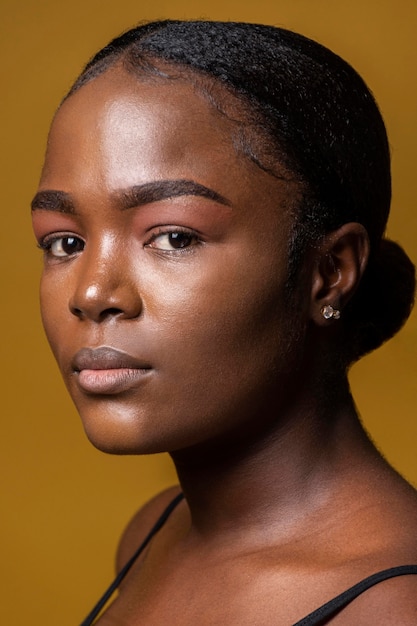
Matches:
[98,307,125,321]
[70,306,84,319]
[70,305,126,321]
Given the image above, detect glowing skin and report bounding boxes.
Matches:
[31,65,417,626]
[32,66,306,456]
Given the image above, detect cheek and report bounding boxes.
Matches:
[39,270,70,363]
[148,256,296,389]
[144,284,301,451]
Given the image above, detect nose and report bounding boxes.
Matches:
[68,245,143,322]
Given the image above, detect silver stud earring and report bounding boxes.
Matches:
[321,304,341,320]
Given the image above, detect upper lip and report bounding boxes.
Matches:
[72,347,151,371]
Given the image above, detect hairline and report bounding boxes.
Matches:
[64,52,315,297]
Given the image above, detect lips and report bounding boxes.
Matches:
[72,346,152,394]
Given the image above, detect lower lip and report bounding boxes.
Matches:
[76,368,151,394]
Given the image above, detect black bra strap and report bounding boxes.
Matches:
[79,492,185,626]
[293,564,417,626]
[80,495,416,626]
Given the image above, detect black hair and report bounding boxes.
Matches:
[68,20,415,364]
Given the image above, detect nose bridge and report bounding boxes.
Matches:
[69,232,141,321]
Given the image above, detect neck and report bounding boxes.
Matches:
[170,378,378,541]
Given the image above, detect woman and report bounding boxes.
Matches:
[31,20,417,625]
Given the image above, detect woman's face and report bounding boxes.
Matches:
[32,66,308,455]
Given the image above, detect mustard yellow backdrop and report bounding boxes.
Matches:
[1,1,416,624]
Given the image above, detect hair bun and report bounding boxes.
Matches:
[346,238,416,361]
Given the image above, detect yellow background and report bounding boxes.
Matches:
[1,1,416,624]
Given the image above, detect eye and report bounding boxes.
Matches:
[40,235,85,258]
[147,229,200,251]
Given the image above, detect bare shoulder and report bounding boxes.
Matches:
[336,472,417,626]
[116,485,182,573]
[381,473,417,551]
[338,571,417,625]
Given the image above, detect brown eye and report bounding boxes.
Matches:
[149,231,199,251]
[49,236,85,257]
[167,232,194,249]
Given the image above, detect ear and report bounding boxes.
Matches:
[310,222,370,326]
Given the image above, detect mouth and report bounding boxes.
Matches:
[72,346,152,394]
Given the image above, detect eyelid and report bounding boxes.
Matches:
[38,232,85,258]
[38,230,77,247]
[145,226,202,252]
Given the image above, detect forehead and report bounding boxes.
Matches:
[40,66,299,220]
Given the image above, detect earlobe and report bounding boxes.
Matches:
[310,223,370,325]
[320,304,341,320]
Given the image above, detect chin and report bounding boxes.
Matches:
[73,402,159,455]
[82,425,168,456]
[78,405,192,456]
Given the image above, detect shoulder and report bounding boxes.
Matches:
[338,567,417,625]
[116,485,183,573]
[346,476,417,623]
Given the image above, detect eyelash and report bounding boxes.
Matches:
[38,233,85,258]
[145,227,202,253]
[38,227,202,259]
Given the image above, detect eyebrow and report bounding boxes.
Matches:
[31,179,231,213]
[118,180,231,209]
[31,190,75,213]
